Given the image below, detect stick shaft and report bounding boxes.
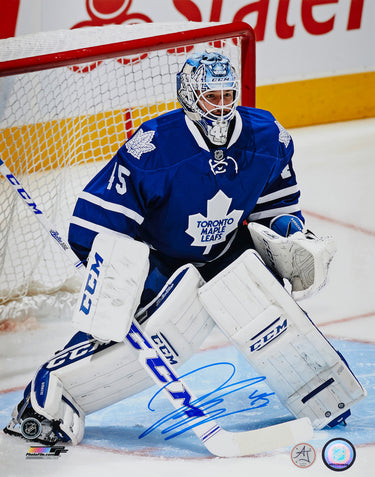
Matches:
[0,158,84,271]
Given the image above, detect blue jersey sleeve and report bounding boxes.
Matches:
[247,120,304,226]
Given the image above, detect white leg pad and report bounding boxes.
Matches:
[30,264,213,434]
[198,250,366,429]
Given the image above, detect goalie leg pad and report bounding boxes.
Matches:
[198,250,366,429]
[65,264,213,415]
[67,264,213,412]
[7,264,213,444]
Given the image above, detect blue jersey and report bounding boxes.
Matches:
[68,106,303,265]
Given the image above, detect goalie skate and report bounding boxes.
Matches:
[4,387,70,445]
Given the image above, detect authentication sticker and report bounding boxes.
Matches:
[291,442,316,468]
[322,438,356,471]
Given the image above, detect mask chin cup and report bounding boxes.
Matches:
[206,119,230,145]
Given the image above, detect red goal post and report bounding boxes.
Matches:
[0,21,255,322]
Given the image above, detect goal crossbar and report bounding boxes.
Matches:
[0,22,255,106]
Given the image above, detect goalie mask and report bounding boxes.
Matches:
[177,51,240,145]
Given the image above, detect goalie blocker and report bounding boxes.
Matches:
[199,249,366,429]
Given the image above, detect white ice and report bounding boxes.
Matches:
[0,118,374,476]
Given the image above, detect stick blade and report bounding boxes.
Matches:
[202,417,313,458]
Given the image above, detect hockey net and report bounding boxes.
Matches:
[0,21,255,325]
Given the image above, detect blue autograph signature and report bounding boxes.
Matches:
[139,362,274,440]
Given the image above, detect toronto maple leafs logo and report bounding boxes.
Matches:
[186,190,243,254]
[275,120,291,147]
[125,128,156,159]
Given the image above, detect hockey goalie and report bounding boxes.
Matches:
[4,51,366,448]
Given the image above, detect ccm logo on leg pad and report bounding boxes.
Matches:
[249,317,288,352]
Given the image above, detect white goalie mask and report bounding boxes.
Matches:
[177,51,240,145]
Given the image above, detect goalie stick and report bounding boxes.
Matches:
[0,158,313,457]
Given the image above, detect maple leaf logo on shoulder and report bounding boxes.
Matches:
[186,190,243,255]
[275,120,291,148]
[125,128,156,159]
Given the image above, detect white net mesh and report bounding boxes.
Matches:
[0,22,249,323]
